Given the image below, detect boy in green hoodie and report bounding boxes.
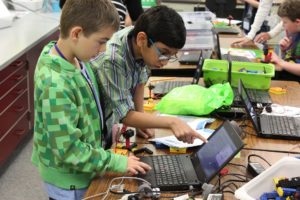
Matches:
[31,0,150,199]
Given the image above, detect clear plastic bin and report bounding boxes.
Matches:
[235,157,300,200]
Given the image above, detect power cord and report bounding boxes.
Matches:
[228,162,247,170]
[82,176,151,200]
[243,147,300,154]
[239,117,257,136]
[248,153,271,166]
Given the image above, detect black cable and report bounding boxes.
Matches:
[243,147,300,154]
[219,179,248,190]
[242,129,257,136]
[239,118,257,136]
[248,154,272,166]
[220,182,239,192]
[228,162,247,170]
[222,190,235,195]
[160,189,194,194]
[221,173,250,181]
[109,189,134,195]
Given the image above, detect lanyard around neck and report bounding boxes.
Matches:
[54,43,67,60]
[80,64,104,130]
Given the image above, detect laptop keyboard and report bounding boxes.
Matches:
[152,155,188,186]
[223,54,251,62]
[153,81,190,94]
[233,88,272,105]
[261,115,300,136]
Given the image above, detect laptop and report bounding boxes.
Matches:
[213,30,252,62]
[182,29,215,51]
[179,49,212,65]
[138,120,244,191]
[152,51,204,95]
[238,79,300,140]
[232,87,272,107]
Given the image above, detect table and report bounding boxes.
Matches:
[84,79,300,200]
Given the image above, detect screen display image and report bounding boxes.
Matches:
[196,126,238,179]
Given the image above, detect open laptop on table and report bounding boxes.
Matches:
[232,87,272,107]
[179,49,212,65]
[238,79,300,140]
[138,120,244,191]
[213,30,252,62]
[152,51,204,95]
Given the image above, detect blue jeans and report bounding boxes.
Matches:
[44,183,87,200]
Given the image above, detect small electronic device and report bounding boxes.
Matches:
[247,162,266,177]
[207,193,223,200]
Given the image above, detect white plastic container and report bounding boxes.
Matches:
[235,157,300,200]
[12,0,43,11]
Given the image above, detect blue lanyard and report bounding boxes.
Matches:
[54,43,67,60]
[80,63,104,130]
[54,43,104,130]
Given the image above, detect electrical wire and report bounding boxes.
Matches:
[221,173,250,181]
[82,176,151,200]
[222,190,235,195]
[248,154,272,166]
[228,162,247,170]
[220,182,239,192]
[214,179,247,193]
[243,147,300,154]
[239,118,257,136]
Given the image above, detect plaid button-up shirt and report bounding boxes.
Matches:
[90,27,149,132]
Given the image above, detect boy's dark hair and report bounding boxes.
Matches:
[278,0,300,22]
[132,5,186,49]
[60,0,120,39]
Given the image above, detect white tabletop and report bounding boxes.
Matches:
[0,12,60,70]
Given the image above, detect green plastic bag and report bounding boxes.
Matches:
[155,83,233,116]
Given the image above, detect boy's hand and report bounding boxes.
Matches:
[169,118,208,144]
[136,128,155,139]
[254,32,271,43]
[279,36,292,51]
[126,154,151,175]
[271,52,284,71]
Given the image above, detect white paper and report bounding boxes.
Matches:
[149,115,215,148]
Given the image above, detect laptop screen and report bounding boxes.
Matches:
[212,29,222,60]
[238,80,260,131]
[191,121,244,182]
[191,51,204,84]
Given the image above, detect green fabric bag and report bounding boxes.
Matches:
[155,83,233,116]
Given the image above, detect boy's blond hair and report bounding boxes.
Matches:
[278,0,300,22]
[60,0,120,38]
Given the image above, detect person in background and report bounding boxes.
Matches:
[91,6,207,146]
[241,0,260,34]
[124,0,144,24]
[32,1,150,200]
[271,0,300,81]
[233,0,283,46]
[112,0,128,29]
